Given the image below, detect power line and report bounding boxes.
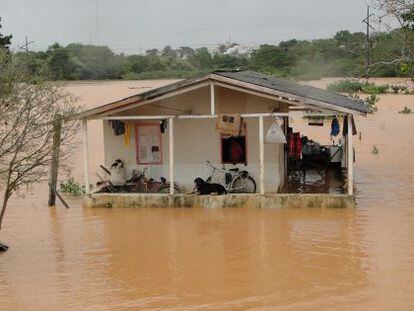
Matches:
[94,0,100,45]
[362,5,375,79]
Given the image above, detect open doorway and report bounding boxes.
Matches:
[283,116,347,194]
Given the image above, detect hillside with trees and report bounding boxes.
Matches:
[6,16,414,81]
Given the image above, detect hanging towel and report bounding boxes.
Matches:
[330,117,340,137]
[124,123,131,147]
[288,132,302,158]
[216,114,242,136]
[343,115,357,136]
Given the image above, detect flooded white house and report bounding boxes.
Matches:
[76,71,368,208]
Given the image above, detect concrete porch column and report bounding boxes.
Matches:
[259,116,265,195]
[347,114,354,195]
[169,117,175,195]
[82,119,90,194]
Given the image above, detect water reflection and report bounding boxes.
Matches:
[77,207,369,309]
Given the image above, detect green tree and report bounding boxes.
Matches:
[249,45,293,75]
[212,54,248,70]
[65,43,122,79]
[162,46,177,58]
[146,48,159,56]
[123,55,148,74]
[177,46,195,59]
[47,43,75,80]
[190,48,213,71]
[0,18,12,50]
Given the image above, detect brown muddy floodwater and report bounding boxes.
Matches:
[1,79,414,310]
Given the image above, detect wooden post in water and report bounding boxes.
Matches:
[48,115,62,206]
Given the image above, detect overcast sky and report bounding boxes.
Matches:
[0,0,384,53]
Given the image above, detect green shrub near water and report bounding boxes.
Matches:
[60,178,85,196]
[361,83,389,94]
[327,79,389,94]
[365,94,380,112]
[327,79,414,95]
[327,79,364,93]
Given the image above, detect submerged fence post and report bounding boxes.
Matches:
[48,114,62,206]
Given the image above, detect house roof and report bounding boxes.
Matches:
[215,71,369,114]
[76,70,369,119]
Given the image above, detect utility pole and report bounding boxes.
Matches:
[362,5,374,79]
[19,35,34,52]
[94,0,100,45]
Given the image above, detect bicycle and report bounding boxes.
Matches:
[130,168,181,194]
[98,166,181,194]
[205,161,256,193]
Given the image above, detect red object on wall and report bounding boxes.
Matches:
[288,132,302,159]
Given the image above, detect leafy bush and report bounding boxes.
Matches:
[60,178,85,196]
[361,83,389,94]
[327,79,363,93]
[365,94,380,112]
[390,85,409,94]
[327,79,389,94]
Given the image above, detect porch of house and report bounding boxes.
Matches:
[84,193,355,209]
[78,71,364,208]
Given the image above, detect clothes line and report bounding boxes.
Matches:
[98,112,345,121]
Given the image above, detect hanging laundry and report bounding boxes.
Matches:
[160,120,167,134]
[288,132,302,158]
[112,120,125,136]
[342,115,357,136]
[330,117,340,137]
[124,123,131,147]
[239,118,247,136]
[215,114,242,136]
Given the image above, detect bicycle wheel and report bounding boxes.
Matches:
[230,175,256,193]
[157,184,181,194]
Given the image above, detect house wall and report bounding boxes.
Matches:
[103,85,288,193]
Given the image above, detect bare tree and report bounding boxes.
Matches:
[0,50,80,246]
[373,0,414,75]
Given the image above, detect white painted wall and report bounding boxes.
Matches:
[103,118,283,192]
[103,85,288,193]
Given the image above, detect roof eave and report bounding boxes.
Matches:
[73,72,368,119]
[73,74,213,120]
[210,73,367,115]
